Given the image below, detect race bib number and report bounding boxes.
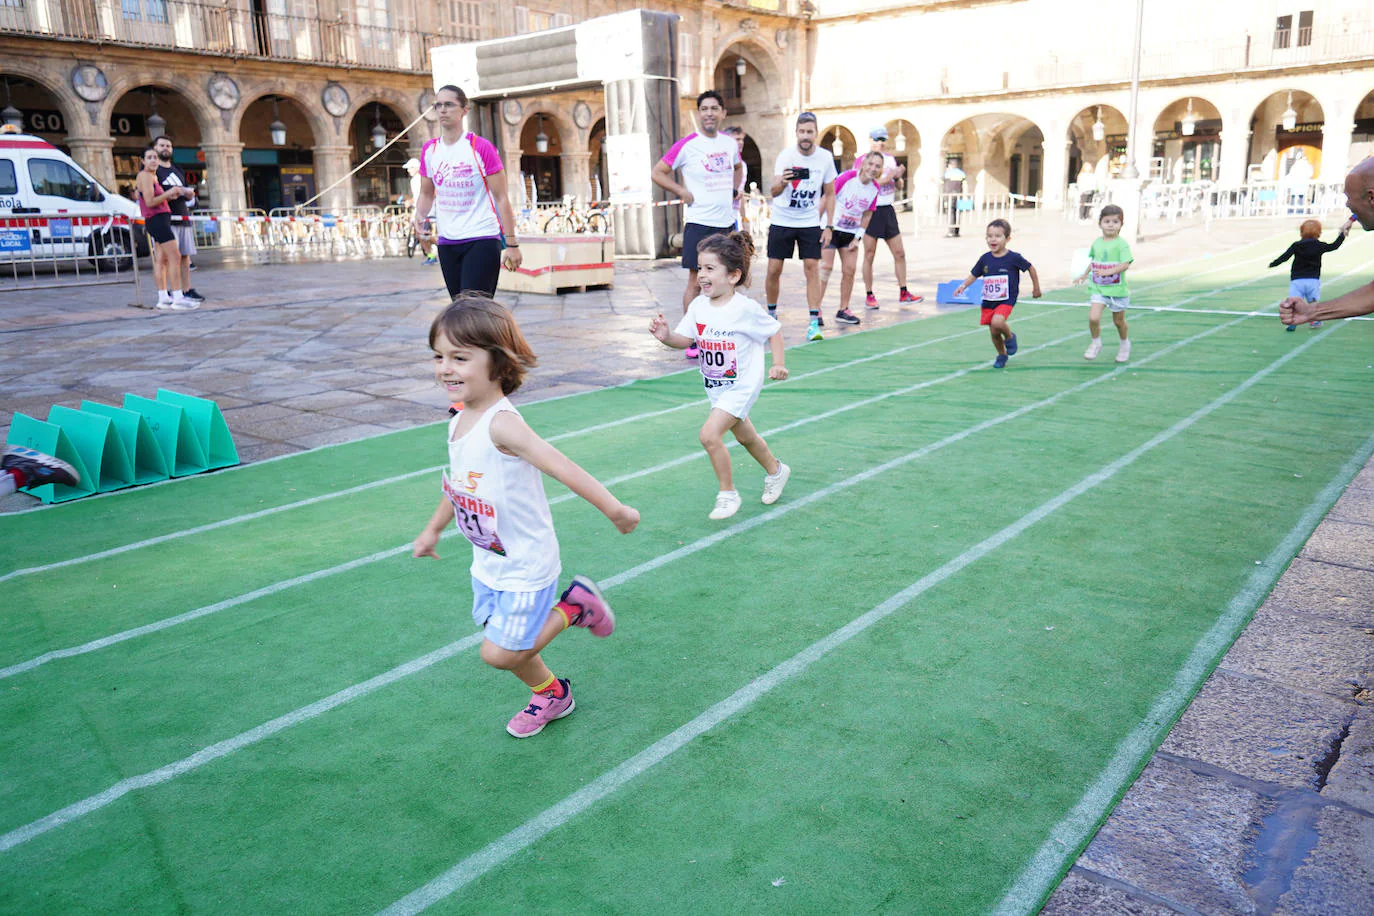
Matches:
[1091,262,1120,285]
[982,274,1010,301]
[443,472,507,556]
[697,338,738,384]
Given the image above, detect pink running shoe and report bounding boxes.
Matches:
[899,290,923,303]
[684,345,700,360]
[561,575,616,637]
[864,293,879,309]
[506,680,575,738]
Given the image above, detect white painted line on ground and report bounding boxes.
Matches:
[376,322,1339,916]
[1037,300,1374,321]
[991,421,1374,916]
[1,316,1062,585]
[0,320,1081,681]
[0,306,1249,849]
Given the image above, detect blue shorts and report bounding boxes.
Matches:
[471,577,562,651]
[1289,278,1320,302]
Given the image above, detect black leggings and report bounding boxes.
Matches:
[436,237,503,299]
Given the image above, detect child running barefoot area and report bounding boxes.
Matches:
[1271,216,1354,331]
[650,231,792,520]
[1074,203,1134,363]
[954,218,1040,368]
[413,295,640,738]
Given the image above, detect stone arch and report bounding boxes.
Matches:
[517,106,573,202]
[713,33,783,96]
[883,119,921,178]
[230,86,329,149]
[819,124,858,172]
[0,65,83,138]
[941,112,1046,200]
[349,100,410,206]
[1150,97,1223,183]
[1066,104,1128,183]
[1352,88,1374,167]
[1247,88,1326,180]
[100,74,217,145]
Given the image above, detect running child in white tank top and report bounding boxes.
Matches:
[413,295,640,738]
[649,231,792,521]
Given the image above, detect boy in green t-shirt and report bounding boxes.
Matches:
[1073,204,1133,362]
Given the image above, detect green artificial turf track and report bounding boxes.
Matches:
[3,234,1373,914]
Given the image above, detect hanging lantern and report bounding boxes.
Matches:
[894,131,906,153]
[2,78,22,131]
[370,104,387,149]
[735,56,747,77]
[534,114,549,154]
[832,137,844,158]
[1091,107,1105,143]
[147,89,166,141]
[1181,98,1196,137]
[269,97,287,146]
[1281,91,1297,131]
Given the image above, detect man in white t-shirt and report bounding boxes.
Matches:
[863,127,922,309]
[765,112,836,342]
[653,91,745,358]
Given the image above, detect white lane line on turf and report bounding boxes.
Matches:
[0,321,1090,681]
[0,316,1062,586]
[376,318,1341,916]
[992,422,1374,916]
[0,308,1243,849]
[1037,300,1374,320]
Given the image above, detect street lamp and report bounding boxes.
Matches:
[269,97,287,147]
[1181,99,1196,137]
[1122,0,1144,179]
[735,56,747,77]
[832,137,844,158]
[1092,107,1105,142]
[1,78,22,131]
[1281,91,1297,131]
[370,103,387,149]
[534,114,549,154]
[894,131,906,153]
[146,89,166,141]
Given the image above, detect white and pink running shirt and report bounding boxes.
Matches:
[661,131,741,229]
[420,133,504,243]
[833,170,879,235]
[875,152,899,207]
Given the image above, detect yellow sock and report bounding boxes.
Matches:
[554,603,573,629]
[531,673,557,695]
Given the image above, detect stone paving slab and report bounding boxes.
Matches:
[1323,705,1374,813]
[1275,805,1374,916]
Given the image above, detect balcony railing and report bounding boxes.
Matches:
[0,0,460,73]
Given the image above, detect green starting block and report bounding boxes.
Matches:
[5,390,238,502]
[5,413,96,503]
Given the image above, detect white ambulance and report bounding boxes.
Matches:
[0,125,146,270]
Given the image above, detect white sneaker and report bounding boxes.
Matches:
[1084,338,1102,360]
[169,294,199,311]
[1115,340,1131,363]
[761,461,790,505]
[155,292,174,310]
[708,490,741,520]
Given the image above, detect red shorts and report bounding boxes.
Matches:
[980,303,1014,325]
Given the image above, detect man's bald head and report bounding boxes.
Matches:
[1346,157,1374,230]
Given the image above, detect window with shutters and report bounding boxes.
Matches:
[1296,10,1313,47]
[1273,14,1291,49]
[445,0,481,40]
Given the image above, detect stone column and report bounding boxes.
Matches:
[1320,108,1356,181]
[1217,128,1251,187]
[199,141,247,212]
[503,150,524,208]
[912,132,945,221]
[1039,135,1071,212]
[310,143,354,210]
[561,150,592,205]
[66,136,117,191]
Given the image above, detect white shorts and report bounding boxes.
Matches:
[1090,293,1129,313]
[172,223,197,256]
[706,380,762,420]
[471,576,561,651]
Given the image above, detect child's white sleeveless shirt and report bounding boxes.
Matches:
[444,399,561,591]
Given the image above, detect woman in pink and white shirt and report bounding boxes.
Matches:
[413,85,522,298]
[818,151,883,324]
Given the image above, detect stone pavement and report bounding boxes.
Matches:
[2,211,1371,912]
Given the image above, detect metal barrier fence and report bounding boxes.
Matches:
[1,214,143,292]
[1065,181,1350,225]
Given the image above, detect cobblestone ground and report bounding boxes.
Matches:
[3,210,1371,912]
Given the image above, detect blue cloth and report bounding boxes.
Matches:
[1288,278,1321,303]
[471,576,562,651]
[971,250,1033,305]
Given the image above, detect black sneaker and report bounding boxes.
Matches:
[811,313,825,328]
[2,446,80,488]
[188,261,197,271]
[184,288,206,302]
[835,309,861,325]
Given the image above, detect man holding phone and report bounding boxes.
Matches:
[766,112,837,341]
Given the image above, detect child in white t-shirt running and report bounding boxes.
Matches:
[413,295,640,739]
[1073,204,1134,362]
[649,231,792,520]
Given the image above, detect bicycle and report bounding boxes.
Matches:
[540,200,611,235]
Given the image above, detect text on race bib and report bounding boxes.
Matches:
[443,471,507,556]
[1090,262,1120,285]
[981,274,1010,301]
[697,338,738,385]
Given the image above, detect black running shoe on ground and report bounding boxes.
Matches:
[835,309,861,325]
[184,288,206,302]
[2,446,80,488]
